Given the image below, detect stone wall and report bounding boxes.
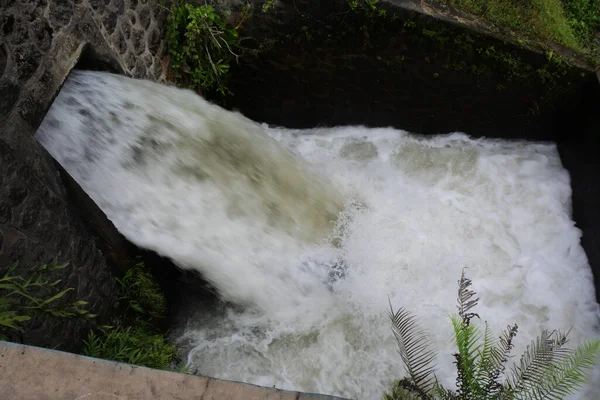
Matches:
[0,0,168,350]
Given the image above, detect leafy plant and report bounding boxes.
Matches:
[82,258,187,372]
[167,2,246,95]
[385,270,600,400]
[116,258,167,323]
[0,260,94,340]
[83,326,178,370]
[262,0,275,13]
[564,0,600,49]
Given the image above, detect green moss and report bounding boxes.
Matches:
[341,1,578,94]
[433,0,600,56]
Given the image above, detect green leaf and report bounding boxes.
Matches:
[0,311,31,329]
[38,288,73,306]
[389,302,438,395]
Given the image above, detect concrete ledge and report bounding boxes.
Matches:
[0,341,347,400]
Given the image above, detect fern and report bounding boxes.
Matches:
[478,323,519,398]
[505,330,568,396]
[384,269,600,400]
[451,315,483,398]
[389,303,438,396]
[536,340,600,400]
[472,322,500,397]
[505,331,600,400]
[383,379,428,400]
[456,269,479,325]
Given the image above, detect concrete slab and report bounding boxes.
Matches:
[0,341,347,400]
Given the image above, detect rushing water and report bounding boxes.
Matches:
[37,71,600,399]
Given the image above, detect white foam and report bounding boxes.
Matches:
[36,71,600,399]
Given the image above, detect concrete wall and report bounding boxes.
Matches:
[0,0,168,350]
[0,341,347,400]
[557,71,600,301]
[220,0,600,301]
[223,0,593,140]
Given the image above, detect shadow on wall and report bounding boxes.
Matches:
[557,73,600,302]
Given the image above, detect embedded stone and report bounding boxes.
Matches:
[102,9,118,33]
[0,80,20,115]
[138,5,151,29]
[131,27,146,55]
[31,19,54,52]
[14,44,41,80]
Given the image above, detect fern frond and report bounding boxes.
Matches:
[471,322,501,397]
[451,315,483,397]
[477,322,518,397]
[432,379,458,400]
[527,340,600,400]
[505,330,572,398]
[389,303,438,395]
[457,269,479,325]
[382,380,423,400]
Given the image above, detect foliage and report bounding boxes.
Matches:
[0,257,184,372]
[167,2,247,95]
[83,258,186,372]
[385,270,600,400]
[346,0,580,104]
[0,260,95,341]
[116,258,167,323]
[262,0,275,13]
[383,380,425,400]
[83,326,178,370]
[564,0,600,50]
[433,0,599,55]
[348,0,395,43]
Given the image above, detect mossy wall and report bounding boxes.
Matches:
[222,0,593,140]
[217,0,600,299]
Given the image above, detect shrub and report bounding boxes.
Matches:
[167,2,248,95]
[84,259,186,371]
[385,270,600,399]
[116,258,167,323]
[564,0,600,49]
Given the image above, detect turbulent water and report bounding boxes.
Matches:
[37,71,600,399]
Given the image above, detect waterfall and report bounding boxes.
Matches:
[37,70,600,399]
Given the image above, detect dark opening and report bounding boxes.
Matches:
[75,43,124,74]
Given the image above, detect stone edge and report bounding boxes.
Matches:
[0,341,348,400]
